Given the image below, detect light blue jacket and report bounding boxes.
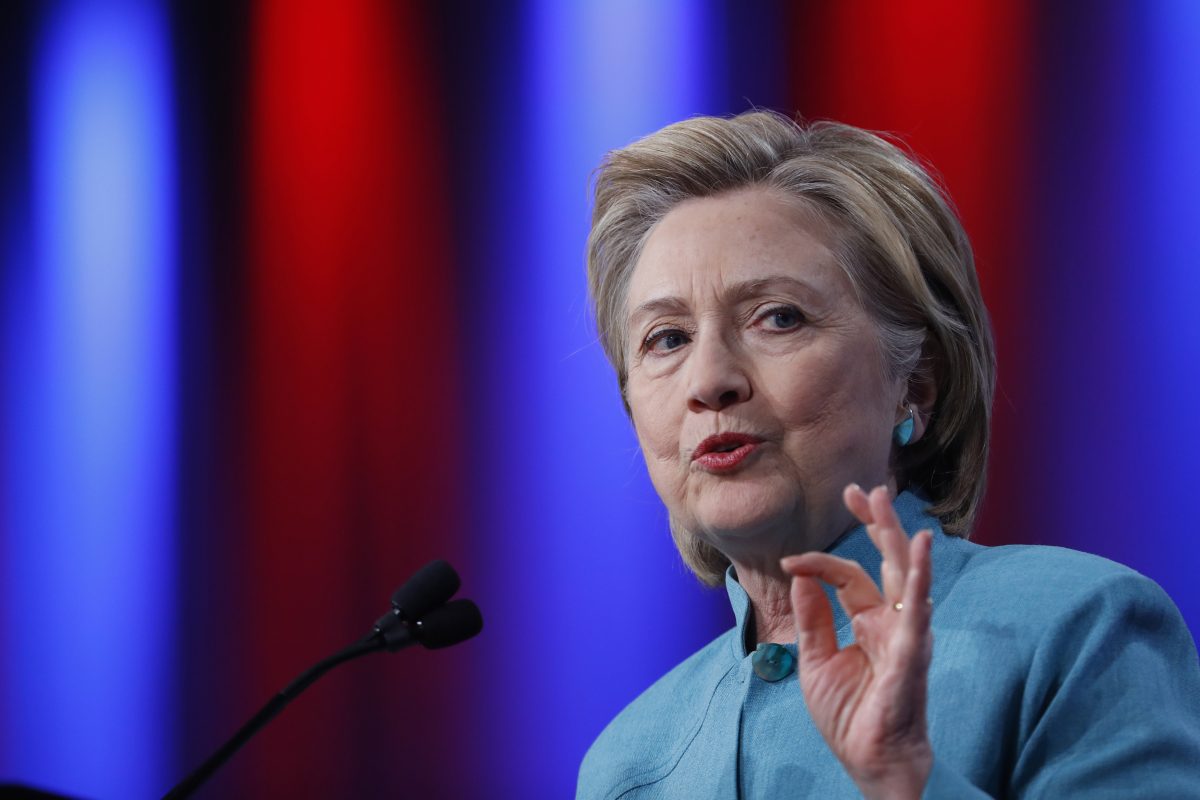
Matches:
[578,492,1200,798]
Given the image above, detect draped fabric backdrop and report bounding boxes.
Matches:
[1,1,1196,797]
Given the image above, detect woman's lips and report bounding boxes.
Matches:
[692,433,763,474]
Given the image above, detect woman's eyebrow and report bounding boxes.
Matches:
[629,276,823,325]
[629,296,688,327]
[726,275,820,303]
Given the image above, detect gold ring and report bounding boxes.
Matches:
[892,601,904,611]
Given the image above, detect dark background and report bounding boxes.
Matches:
[1,1,1196,797]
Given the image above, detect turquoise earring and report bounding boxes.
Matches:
[893,406,915,446]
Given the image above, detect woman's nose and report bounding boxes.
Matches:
[686,334,751,412]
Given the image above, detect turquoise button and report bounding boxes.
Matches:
[751,643,795,682]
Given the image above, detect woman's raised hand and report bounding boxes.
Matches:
[779,484,934,800]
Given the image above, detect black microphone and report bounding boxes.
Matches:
[162,560,483,800]
[392,558,460,620]
[414,598,484,649]
[374,559,463,651]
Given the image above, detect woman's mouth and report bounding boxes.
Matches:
[691,433,763,473]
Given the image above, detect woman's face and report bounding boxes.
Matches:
[624,187,905,562]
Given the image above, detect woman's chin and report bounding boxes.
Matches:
[690,491,798,543]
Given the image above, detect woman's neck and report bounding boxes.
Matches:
[724,503,868,646]
[735,565,798,646]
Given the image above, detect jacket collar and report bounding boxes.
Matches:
[725,490,942,658]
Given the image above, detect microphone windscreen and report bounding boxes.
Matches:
[415,599,483,649]
[391,559,461,621]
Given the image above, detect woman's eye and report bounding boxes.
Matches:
[645,328,689,353]
[760,305,803,330]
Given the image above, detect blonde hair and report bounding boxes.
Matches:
[587,111,997,586]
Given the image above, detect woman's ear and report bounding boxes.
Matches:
[903,338,940,446]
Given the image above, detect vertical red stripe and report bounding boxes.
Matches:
[242,0,463,794]
[792,0,1033,544]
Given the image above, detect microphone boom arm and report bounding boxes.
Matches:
[162,633,385,800]
[161,559,481,800]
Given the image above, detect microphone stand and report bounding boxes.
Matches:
[162,634,383,800]
[161,560,480,800]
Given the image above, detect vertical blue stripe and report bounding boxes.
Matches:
[1030,1,1199,639]
[471,0,725,793]
[2,2,176,796]
[1135,0,1200,634]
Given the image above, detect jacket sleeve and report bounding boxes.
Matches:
[1003,571,1200,797]
[925,570,1200,798]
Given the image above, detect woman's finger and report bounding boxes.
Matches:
[843,483,873,526]
[868,485,910,601]
[845,484,900,600]
[788,573,837,667]
[782,552,883,619]
[898,529,934,646]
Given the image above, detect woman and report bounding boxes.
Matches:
[577,112,1200,798]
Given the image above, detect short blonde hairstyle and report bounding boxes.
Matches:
[587,111,996,586]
